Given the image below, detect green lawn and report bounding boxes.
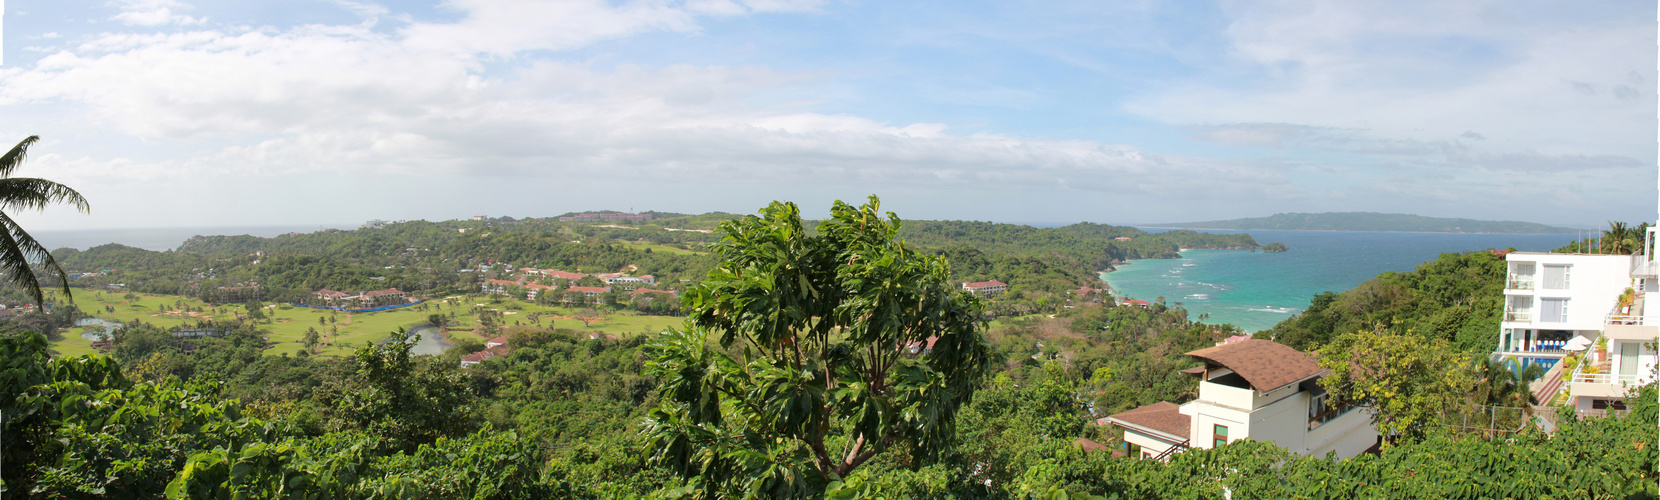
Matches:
[54,290,687,359]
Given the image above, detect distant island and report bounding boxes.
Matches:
[1262,242,1289,252]
[1152,212,1579,234]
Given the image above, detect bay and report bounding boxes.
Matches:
[1101,229,1581,332]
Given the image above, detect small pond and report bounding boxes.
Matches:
[406,324,453,356]
[76,317,122,342]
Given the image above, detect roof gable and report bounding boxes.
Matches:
[1185,339,1322,392]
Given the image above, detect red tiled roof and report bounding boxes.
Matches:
[568,286,611,294]
[542,270,586,280]
[488,335,508,345]
[525,284,555,290]
[1074,438,1110,453]
[1127,299,1151,306]
[1185,339,1323,392]
[1106,401,1190,440]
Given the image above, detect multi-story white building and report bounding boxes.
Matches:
[1103,339,1379,460]
[1497,252,1632,365]
[1558,226,1660,416]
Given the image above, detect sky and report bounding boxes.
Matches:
[0,0,1655,230]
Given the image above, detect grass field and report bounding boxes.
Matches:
[52,289,686,359]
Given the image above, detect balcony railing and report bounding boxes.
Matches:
[1633,254,1658,278]
[1604,313,1646,326]
[1570,371,1645,386]
[1505,310,1532,322]
[1506,278,1535,290]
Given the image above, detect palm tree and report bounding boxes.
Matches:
[0,136,89,306]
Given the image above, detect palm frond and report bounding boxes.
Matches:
[0,136,40,178]
[0,210,72,305]
[0,178,89,213]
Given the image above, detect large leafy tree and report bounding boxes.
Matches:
[645,197,994,496]
[1316,327,1479,445]
[0,136,89,305]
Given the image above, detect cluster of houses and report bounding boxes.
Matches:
[311,288,409,307]
[480,268,676,301]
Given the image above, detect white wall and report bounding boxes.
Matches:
[1503,253,1633,333]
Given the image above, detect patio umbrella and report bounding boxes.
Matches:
[1564,336,1592,352]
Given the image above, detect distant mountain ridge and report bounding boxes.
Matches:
[1153,212,1579,234]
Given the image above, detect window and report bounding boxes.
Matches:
[1540,298,1568,323]
[1123,442,1141,458]
[1212,424,1229,448]
[1542,264,1570,290]
[1309,393,1329,420]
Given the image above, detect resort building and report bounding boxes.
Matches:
[961,280,1008,296]
[540,270,587,281]
[1497,253,1632,362]
[566,286,612,297]
[1554,226,1660,416]
[1103,339,1378,461]
[598,273,657,285]
[524,284,556,300]
[313,289,351,304]
[361,288,407,307]
[481,279,521,295]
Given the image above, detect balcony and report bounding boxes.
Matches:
[1504,310,1532,322]
[1603,295,1645,327]
[1505,278,1535,290]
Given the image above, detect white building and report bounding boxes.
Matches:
[1559,226,1660,416]
[1498,252,1633,362]
[961,280,1008,296]
[1104,339,1379,461]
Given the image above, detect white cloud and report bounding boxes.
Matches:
[110,0,205,27]
[1129,0,1657,161]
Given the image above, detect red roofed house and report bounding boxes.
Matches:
[523,284,556,300]
[313,289,350,304]
[961,280,1008,297]
[566,286,612,297]
[541,270,586,281]
[598,273,656,285]
[1103,339,1378,461]
[486,335,509,348]
[361,288,407,307]
[903,336,940,355]
[1125,299,1151,307]
[459,344,510,368]
[481,279,520,295]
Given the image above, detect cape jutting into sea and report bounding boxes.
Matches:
[1101,228,1580,332]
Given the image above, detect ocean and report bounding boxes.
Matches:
[34,225,357,252]
[1100,229,1581,332]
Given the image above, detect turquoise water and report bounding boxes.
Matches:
[1102,230,1580,332]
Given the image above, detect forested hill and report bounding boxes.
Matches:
[1154,212,1578,233]
[51,215,1257,306]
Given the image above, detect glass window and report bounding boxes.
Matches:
[1540,298,1568,323]
[1542,265,1570,289]
[1213,424,1229,448]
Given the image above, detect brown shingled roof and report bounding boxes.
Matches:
[1185,339,1322,392]
[1105,401,1190,440]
